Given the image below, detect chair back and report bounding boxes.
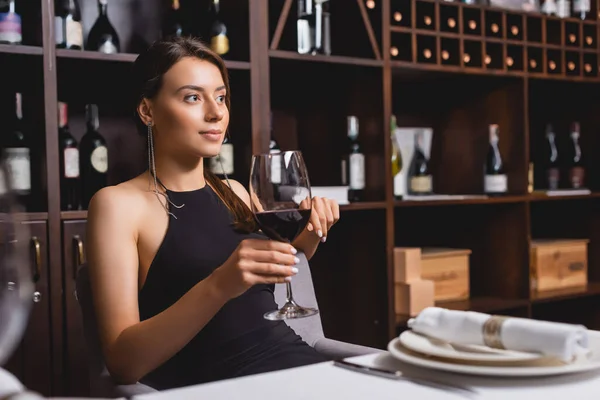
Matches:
[273,252,325,346]
[75,264,114,395]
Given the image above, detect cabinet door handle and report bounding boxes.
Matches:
[72,235,84,280]
[30,236,41,283]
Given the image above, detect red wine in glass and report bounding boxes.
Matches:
[254,209,311,243]
[250,150,318,320]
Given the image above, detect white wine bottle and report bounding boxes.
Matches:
[391,115,404,200]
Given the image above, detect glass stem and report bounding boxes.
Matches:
[285,281,294,304]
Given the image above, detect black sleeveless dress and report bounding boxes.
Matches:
[137,183,327,390]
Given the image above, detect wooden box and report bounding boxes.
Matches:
[530,239,589,293]
[394,279,435,317]
[420,248,471,302]
[393,247,422,283]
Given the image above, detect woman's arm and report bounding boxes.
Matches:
[86,187,229,384]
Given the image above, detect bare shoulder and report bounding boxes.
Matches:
[87,175,151,228]
[222,179,251,208]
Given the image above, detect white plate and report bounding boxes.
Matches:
[399,330,543,363]
[388,336,600,377]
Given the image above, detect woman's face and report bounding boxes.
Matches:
[150,56,229,159]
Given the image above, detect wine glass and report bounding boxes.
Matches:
[0,160,33,367]
[249,150,318,320]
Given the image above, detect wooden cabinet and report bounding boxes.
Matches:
[4,221,52,397]
[62,220,89,397]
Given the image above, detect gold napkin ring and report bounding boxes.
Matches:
[482,315,509,349]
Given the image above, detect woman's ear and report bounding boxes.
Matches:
[137,98,153,126]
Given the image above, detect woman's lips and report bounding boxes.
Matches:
[199,130,222,142]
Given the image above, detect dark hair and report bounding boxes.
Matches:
[131,36,255,232]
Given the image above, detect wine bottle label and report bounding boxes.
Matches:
[0,168,6,196]
[574,0,590,11]
[410,176,432,193]
[209,143,234,175]
[484,174,507,193]
[271,153,282,184]
[297,19,312,54]
[98,36,118,54]
[91,146,108,173]
[0,11,22,43]
[64,148,80,178]
[211,34,229,55]
[349,153,365,190]
[393,172,405,197]
[5,148,31,192]
[55,17,64,44]
[66,16,83,47]
[570,167,585,188]
[547,168,559,190]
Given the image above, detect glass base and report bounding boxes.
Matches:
[264,300,319,321]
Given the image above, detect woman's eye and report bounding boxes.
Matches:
[184,94,199,103]
[216,95,225,103]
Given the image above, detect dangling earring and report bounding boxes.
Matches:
[147,121,184,219]
[218,130,233,190]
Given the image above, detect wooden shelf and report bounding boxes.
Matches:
[395,195,527,207]
[340,202,387,211]
[532,282,600,304]
[437,297,530,313]
[56,49,251,70]
[0,44,42,55]
[13,212,49,221]
[61,211,88,220]
[269,50,383,67]
[529,192,600,202]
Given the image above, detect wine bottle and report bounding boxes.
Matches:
[312,0,331,55]
[269,112,282,185]
[209,136,234,176]
[484,124,507,196]
[55,0,83,49]
[391,115,404,200]
[544,123,560,190]
[209,0,229,56]
[0,0,22,45]
[568,121,585,189]
[162,0,183,39]
[79,104,108,209]
[58,102,80,210]
[573,0,590,20]
[347,116,365,202]
[297,0,314,54]
[87,0,120,54]
[408,130,432,195]
[3,92,31,208]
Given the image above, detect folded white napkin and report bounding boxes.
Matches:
[407,307,589,363]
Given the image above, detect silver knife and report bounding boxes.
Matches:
[333,359,478,396]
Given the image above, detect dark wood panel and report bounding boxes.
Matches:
[62,220,89,397]
[394,202,530,300]
[393,73,527,196]
[270,60,386,201]
[4,221,52,397]
[529,79,600,192]
[310,209,389,349]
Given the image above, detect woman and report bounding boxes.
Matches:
[86,36,340,390]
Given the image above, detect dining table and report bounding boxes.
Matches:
[130,330,600,400]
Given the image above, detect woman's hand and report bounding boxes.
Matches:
[210,239,300,300]
[301,196,340,243]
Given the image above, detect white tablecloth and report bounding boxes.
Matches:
[132,340,600,400]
